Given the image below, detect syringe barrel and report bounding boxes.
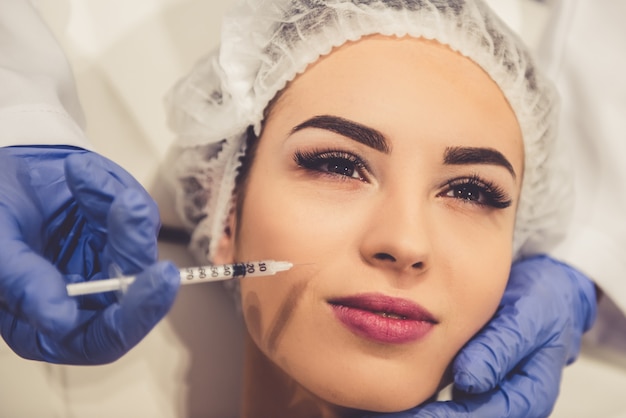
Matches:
[180,260,292,283]
[66,260,293,296]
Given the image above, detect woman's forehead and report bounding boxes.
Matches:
[272,35,509,111]
[259,35,524,180]
[270,37,519,132]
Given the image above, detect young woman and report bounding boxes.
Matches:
[167,0,564,416]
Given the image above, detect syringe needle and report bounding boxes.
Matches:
[66,260,293,297]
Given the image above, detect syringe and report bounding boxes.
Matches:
[66,260,293,297]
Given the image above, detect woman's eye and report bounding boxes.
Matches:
[446,184,482,202]
[441,176,512,209]
[294,150,367,181]
[322,157,359,178]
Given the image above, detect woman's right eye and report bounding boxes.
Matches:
[294,150,368,181]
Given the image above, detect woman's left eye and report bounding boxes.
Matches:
[294,150,368,181]
[440,176,512,209]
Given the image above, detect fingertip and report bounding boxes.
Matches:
[107,188,161,271]
[453,343,499,393]
[64,151,102,185]
[156,260,182,294]
[109,188,159,228]
[65,150,114,171]
[40,297,79,334]
[18,268,80,337]
[104,262,180,354]
[64,153,112,208]
[121,261,180,319]
[0,242,79,337]
[65,151,141,195]
[454,371,477,393]
[153,261,181,308]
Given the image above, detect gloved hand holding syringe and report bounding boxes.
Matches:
[67,260,293,296]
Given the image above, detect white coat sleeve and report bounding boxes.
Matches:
[538,0,626,336]
[0,0,89,148]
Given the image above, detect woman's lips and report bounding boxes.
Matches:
[328,293,437,344]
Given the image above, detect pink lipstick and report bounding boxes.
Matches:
[328,293,437,344]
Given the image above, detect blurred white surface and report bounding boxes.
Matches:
[1,0,625,416]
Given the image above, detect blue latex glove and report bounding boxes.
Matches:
[371,255,597,418]
[0,146,180,364]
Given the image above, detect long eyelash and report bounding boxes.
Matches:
[447,174,512,209]
[293,148,369,178]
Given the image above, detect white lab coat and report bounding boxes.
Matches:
[1,0,625,416]
[539,0,626,355]
[0,0,87,148]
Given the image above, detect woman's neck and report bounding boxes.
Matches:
[241,333,361,418]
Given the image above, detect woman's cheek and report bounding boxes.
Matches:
[466,261,509,331]
[440,226,513,340]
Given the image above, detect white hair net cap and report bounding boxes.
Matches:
[166,0,569,263]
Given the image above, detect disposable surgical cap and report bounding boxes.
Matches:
[166,0,569,262]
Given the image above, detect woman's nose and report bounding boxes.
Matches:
[359,194,432,276]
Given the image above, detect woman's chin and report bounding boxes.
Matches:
[310,381,442,414]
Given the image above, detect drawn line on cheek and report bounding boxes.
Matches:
[265,279,310,355]
[244,292,263,343]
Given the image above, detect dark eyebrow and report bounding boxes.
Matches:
[444,146,516,178]
[291,115,390,154]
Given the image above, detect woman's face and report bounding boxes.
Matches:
[224,36,523,412]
